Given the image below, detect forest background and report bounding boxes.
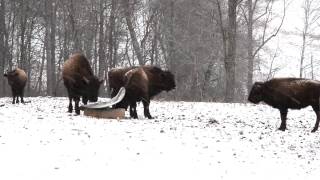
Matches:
[1,0,320,102]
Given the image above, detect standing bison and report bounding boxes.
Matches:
[4,68,27,104]
[108,66,175,119]
[62,53,103,115]
[248,78,320,132]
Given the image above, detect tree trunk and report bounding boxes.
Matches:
[50,0,57,95]
[26,19,35,96]
[8,3,15,71]
[299,32,306,78]
[300,0,310,78]
[225,0,237,102]
[38,44,46,94]
[19,1,27,70]
[98,0,105,79]
[0,0,5,96]
[69,0,80,51]
[168,0,175,70]
[123,0,144,65]
[246,0,254,93]
[45,0,56,96]
[108,0,117,69]
[311,54,314,79]
[202,61,214,101]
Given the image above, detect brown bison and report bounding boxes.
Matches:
[62,53,103,115]
[4,68,27,104]
[248,78,320,132]
[108,66,175,119]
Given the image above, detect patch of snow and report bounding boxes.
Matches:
[0,97,320,180]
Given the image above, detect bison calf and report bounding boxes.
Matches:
[4,68,27,104]
[62,53,103,115]
[248,78,320,132]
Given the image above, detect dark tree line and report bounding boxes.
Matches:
[0,0,286,102]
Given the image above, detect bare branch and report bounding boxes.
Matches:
[253,0,286,58]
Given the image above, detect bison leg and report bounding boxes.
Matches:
[20,96,24,103]
[74,97,81,115]
[82,96,88,105]
[311,105,320,132]
[20,91,25,103]
[12,95,16,104]
[142,100,153,119]
[129,103,138,119]
[12,88,18,104]
[278,109,288,131]
[15,91,19,103]
[68,97,73,113]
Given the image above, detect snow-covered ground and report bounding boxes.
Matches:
[0,97,320,180]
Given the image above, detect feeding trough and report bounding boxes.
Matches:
[80,87,126,119]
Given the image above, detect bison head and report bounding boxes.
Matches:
[4,69,20,86]
[4,69,17,77]
[82,76,103,102]
[160,71,176,91]
[248,82,264,104]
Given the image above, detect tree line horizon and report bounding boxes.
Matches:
[1,0,316,102]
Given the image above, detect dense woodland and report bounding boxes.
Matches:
[1,0,317,102]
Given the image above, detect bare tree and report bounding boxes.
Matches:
[0,0,303,102]
[45,0,57,96]
[98,0,106,78]
[241,0,286,92]
[0,0,5,96]
[122,0,144,65]
[216,0,238,102]
[299,0,320,78]
[107,0,117,69]
[225,0,237,102]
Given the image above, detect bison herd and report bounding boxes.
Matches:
[2,53,320,133]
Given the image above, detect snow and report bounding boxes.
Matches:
[1,97,320,180]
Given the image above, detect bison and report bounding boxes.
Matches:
[108,66,175,119]
[4,68,27,104]
[62,53,103,115]
[248,78,320,132]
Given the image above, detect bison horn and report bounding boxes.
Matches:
[83,76,90,84]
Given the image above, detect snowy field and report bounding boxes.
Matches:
[1,97,320,180]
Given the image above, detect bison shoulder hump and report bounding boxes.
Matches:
[125,68,148,81]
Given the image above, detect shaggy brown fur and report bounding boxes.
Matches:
[108,66,136,98]
[4,68,27,104]
[108,66,175,119]
[62,53,103,115]
[248,78,320,132]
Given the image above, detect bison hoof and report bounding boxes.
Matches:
[75,110,80,115]
[278,127,286,131]
[311,128,318,133]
